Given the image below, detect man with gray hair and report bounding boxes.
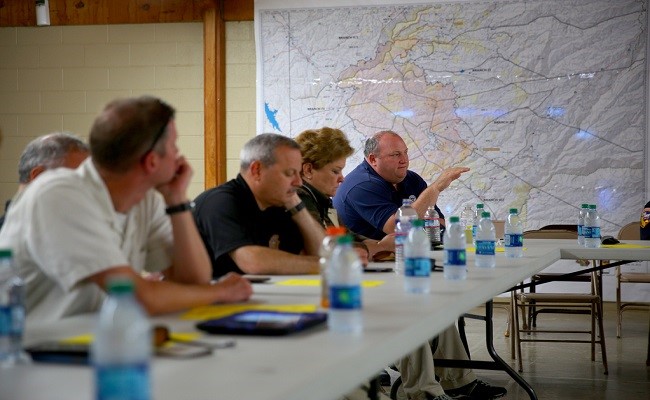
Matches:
[193,133,324,278]
[0,132,89,230]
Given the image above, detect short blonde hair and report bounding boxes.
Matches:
[295,127,354,170]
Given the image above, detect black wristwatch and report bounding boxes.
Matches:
[287,201,306,216]
[165,201,195,215]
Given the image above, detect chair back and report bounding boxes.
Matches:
[617,222,639,240]
[523,229,578,239]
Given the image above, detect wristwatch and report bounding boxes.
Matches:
[165,201,195,215]
[287,201,306,216]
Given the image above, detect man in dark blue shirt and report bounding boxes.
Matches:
[333,130,468,240]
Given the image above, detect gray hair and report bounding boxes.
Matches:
[18,132,88,183]
[364,130,399,157]
[240,133,301,172]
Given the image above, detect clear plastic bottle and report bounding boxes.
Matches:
[327,235,363,334]
[460,205,474,246]
[0,248,26,368]
[92,277,151,400]
[424,206,441,247]
[472,203,485,243]
[504,208,524,258]
[475,211,496,268]
[584,204,601,248]
[443,216,467,280]
[319,226,347,308]
[577,203,589,246]
[395,199,418,274]
[404,219,431,294]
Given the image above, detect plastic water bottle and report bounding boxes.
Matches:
[583,204,601,248]
[475,212,496,268]
[504,208,524,258]
[460,205,474,245]
[443,216,467,280]
[319,226,346,308]
[327,235,363,334]
[424,206,442,246]
[0,249,26,368]
[395,199,418,274]
[404,219,431,293]
[577,203,589,246]
[92,277,151,400]
[472,203,485,243]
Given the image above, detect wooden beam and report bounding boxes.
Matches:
[0,0,212,26]
[203,1,226,188]
[224,0,253,21]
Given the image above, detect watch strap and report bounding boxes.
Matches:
[287,201,306,216]
[165,201,195,215]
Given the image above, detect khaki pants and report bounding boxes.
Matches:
[398,324,476,399]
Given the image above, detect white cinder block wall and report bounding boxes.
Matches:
[0,21,257,203]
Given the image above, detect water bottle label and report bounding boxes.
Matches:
[11,305,24,336]
[96,363,150,400]
[445,249,466,266]
[475,240,495,255]
[405,258,431,277]
[582,226,592,238]
[504,234,523,247]
[395,232,407,244]
[329,285,362,310]
[0,306,10,336]
[577,225,583,237]
[472,225,477,238]
[588,227,601,239]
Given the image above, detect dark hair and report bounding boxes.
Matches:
[240,133,301,171]
[18,132,88,183]
[89,96,175,173]
[295,127,354,170]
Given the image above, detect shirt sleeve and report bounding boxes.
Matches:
[26,181,128,291]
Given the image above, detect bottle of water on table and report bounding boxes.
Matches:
[395,199,418,274]
[327,235,363,334]
[577,203,589,246]
[504,208,523,258]
[0,248,26,368]
[319,226,346,308]
[472,203,484,243]
[444,216,467,280]
[460,205,474,246]
[475,212,496,268]
[404,219,431,293]
[424,205,442,247]
[583,204,601,248]
[92,276,151,400]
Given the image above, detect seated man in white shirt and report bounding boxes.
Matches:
[0,96,252,323]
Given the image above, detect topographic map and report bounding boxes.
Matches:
[257,0,647,233]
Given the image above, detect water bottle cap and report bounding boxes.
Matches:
[449,216,460,223]
[589,204,597,209]
[336,234,353,245]
[106,276,135,294]
[402,198,412,205]
[412,219,424,227]
[481,211,490,218]
[509,208,518,214]
[325,226,346,236]
[0,248,12,258]
[581,203,589,208]
[476,203,484,208]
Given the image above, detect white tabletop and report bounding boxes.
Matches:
[1,239,648,400]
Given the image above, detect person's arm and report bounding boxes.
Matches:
[230,245,319,275]
[156,156,212,284]
[363,233,395,259]
[86,266,253,315]
[382,167,469,234]
[285,193,325,256]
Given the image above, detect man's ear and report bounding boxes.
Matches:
[367,153,377,166]
[249,160,262,180]
[28,165,47,182]
[140,151,158,174]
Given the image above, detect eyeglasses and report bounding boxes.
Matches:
[142,119,169,158]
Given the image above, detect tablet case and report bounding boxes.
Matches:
[195,310,327,336]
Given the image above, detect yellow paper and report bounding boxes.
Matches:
[181,303,318,320]
[276,278,385,288]
[59,334,93,345]
[602,243,650,249]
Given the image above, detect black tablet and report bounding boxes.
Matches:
[25,342,90,365]
[196,311,327,336]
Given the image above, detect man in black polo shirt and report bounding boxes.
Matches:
[193,133,324,278]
